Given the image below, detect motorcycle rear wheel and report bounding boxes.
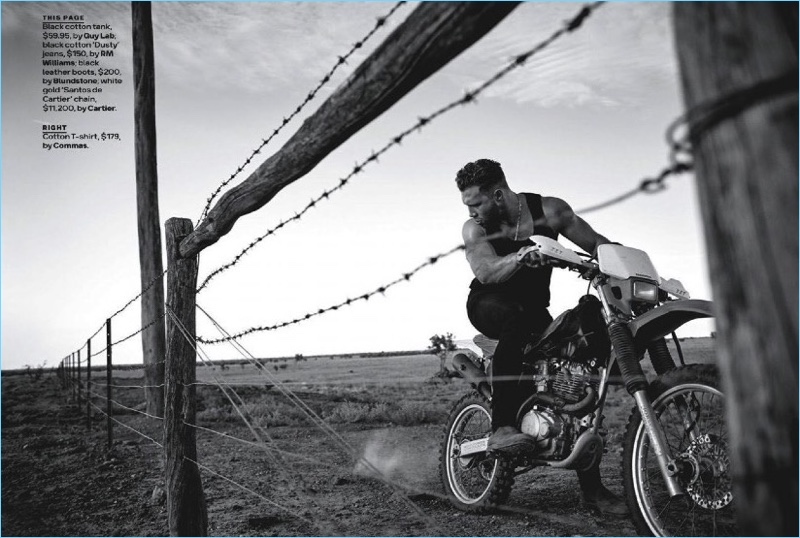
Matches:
[622,364,736,536]
[440,391,514,512]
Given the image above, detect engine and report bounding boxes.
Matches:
[518,357,602,460]
[530,357,600,403]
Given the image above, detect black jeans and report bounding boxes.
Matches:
[467,288,605,491]
[466,288,553,431]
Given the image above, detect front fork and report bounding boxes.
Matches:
[608,322,684,498]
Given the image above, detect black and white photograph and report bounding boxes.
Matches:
[2,1,797,536]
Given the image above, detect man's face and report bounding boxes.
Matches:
[461,185,501,229]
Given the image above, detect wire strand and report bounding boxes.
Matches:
[197,244,465,344]
[87,400,164,447]
[195,305,440,533]
[196,1,408,226]
[195,1,606,294]
[165,306,338,535]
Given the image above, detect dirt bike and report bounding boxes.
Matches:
[440,236,735,536]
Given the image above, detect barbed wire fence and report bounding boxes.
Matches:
[41,0,776,533]
[195,1,409,227]
[195,1,606,294]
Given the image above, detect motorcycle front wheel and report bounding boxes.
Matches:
[622,364,736,536]
[439,392,514,512]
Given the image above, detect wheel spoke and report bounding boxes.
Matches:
[443,398,509,508]
[628,367,735,536]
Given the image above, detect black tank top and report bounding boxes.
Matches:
[469,193,558,308]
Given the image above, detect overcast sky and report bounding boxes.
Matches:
[2,2,714,371]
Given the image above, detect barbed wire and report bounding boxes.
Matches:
[86,269,169,344]
[197,243,465,344]
[195,1,605,294]
[196,2,408,226]
[576,68,798,216]
[575,161,693,215]
[666,67,798,168]
[89,311,167,359]
[58,2,409,365]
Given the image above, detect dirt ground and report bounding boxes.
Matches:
[2,369,641,537]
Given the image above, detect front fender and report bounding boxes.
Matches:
[629,299,714,346]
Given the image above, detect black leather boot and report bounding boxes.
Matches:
[486,426,537,455]
[577,465,630,518]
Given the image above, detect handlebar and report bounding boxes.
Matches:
[523,235,691,299]
[520,236,596,276]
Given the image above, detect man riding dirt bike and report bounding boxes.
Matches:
[455,159,627,516]
[448,159,734,535]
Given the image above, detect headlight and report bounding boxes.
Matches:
[632,280,658,302]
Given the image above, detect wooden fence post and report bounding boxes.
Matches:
[180,2,520,257]
[106,318,113,450]
[132,0,166,418]
[87,339,92,429]
[164,217,207,536]
[70,352,75,403]
[674,3,798,535]
[76,349,81,406]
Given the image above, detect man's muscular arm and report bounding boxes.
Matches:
[543,197,610,255]
[462,220,523,284]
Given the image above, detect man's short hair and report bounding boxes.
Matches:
[455,159,508,193]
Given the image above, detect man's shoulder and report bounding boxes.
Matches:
[540,195,574,231]
[462,219,487,244]
[540,194,568,210]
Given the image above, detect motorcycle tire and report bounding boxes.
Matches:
[622,364,736,536]
[439,391,514,512]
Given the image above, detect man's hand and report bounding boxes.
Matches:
[516,246,553,268]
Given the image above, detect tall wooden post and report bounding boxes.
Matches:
[164,217,207,536]
[76,349,81,405]
[674,4,798,535]
[70,352,75,402]
[86,339,92,429]
[106,318,114,450]
[132,0,166,418]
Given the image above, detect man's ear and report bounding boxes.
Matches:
[492,189,504,203]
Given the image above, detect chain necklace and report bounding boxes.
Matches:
[513,194,522,241]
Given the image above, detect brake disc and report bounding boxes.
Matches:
[684,433,733,509]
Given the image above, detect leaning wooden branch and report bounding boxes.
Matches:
[180,2,520,258]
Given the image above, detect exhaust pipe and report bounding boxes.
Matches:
[452,353,491,400]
